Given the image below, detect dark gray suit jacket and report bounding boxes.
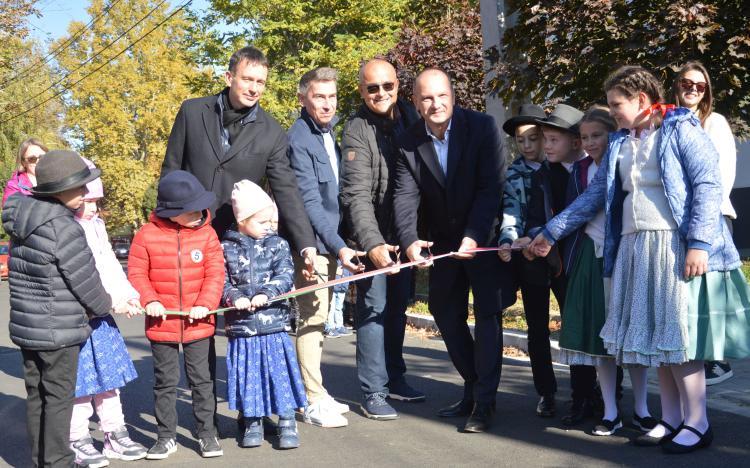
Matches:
[161,93,316,252]
[393,106,516,316]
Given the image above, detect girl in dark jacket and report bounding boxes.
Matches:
[222,180,307,450]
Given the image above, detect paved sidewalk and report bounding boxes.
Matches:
[1,282,750,467]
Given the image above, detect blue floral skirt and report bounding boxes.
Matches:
[75,315,137,397]
[226,332,308,417]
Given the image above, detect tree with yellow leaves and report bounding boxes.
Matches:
[54,0,198,232]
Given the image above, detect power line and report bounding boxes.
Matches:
[1,0,193,126]
[2,0,126,89]
[1,0,173,117]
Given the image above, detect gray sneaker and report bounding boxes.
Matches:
[70,434,109,468]
[146,437,177,460]
[361,392,398,420]
[102,426,146,461]
[199,436,223,458]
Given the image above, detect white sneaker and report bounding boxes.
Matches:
[322,392,350,414]
[302,400,348,428]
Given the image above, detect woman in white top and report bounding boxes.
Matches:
[668,61,737,386]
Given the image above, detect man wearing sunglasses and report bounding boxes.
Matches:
[393,68,514,433]
[339,59,423,421]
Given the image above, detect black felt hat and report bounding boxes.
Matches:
[536,104,585,135]
[502,104,547,135]
[30,150,103,196]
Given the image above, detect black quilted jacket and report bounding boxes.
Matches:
[2,193,112,350]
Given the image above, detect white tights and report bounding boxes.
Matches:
[646,361,709,445]
[595,361,651,421]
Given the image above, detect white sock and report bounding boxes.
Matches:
[627,367,651,419]
[596,361,619,421]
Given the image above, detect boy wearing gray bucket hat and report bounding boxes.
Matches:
[2,149,113,468]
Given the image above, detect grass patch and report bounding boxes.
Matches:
[742,260,750,286]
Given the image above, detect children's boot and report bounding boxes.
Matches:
[71,433,109,468]
[241,417,263,448]
[277,413,299,450]
[102,426,147,461]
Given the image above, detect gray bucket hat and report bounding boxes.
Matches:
[30,149,103,196]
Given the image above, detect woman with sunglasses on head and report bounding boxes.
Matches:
[2,138,48,208]
[669,62,738,387]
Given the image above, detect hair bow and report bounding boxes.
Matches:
[641,103,676,117]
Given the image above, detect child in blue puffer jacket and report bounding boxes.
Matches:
[221,180,308,450]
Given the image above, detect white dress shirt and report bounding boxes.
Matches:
[425,120,452,176]
[322,131,339,183]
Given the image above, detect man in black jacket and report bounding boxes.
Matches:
[339,59,424,420]
[2,151,113,468]
[394,69,515,433]
[161,46,317,272]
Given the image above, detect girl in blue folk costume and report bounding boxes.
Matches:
[221,180,308,450]
[528,66,750,454]
[70,159,146,467]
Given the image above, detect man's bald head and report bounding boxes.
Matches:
[359,59,396,83]
[358,59,399,117]
[413,68,454,98]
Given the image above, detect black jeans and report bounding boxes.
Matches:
[151,338,217,439]
[22,345,80,468]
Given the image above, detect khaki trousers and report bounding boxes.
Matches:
[293,252,338,404]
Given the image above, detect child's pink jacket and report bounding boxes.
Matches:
[75,214,139,306]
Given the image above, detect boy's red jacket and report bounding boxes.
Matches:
[128,211,224,343]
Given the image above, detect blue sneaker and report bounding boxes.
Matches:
[336,327,353,336]
[324,328,340,339]
[361,392,398,420]
[386,376,426,402]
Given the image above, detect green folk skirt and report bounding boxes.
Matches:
[557,235,611,365]
[687,268,750,361]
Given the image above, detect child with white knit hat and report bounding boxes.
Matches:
[221,180,307,450]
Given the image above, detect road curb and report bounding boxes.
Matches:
[406,312,560,361]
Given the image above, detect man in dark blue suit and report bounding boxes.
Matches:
[393,68,515,432]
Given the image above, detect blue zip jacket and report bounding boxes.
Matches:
[541,108,739,277]
[221,227,294,337]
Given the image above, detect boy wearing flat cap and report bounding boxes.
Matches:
[2,150,113,468]
[128,170,225,460]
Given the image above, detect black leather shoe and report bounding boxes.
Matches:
[437,397,474,418]
[464,402,494,433]
[561,398,595,426]
[536,394,556,417]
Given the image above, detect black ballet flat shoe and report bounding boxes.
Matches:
[561,398,595,426]
[634,420,682,447]
[536,394,556,418]
[463,402,494,433]
[592,415,623,436]
[437,396,474,418]
[662,426,713,454]
[632,413,659,432]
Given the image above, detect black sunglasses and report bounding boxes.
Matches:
[365,81,396,94]
[680,78,707,94]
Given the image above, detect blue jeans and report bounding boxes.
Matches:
[355,266,411,396]
[325,291,345,331]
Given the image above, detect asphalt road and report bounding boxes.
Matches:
[1,280,749,468]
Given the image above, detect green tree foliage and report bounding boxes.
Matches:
[54,0,198,232]
[488,1,750,137]
[185,0,411,128]
[386,0,486,112]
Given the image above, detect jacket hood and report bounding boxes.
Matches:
[2,193,74,241]
[149,209,212,233]
[222,225,279,246]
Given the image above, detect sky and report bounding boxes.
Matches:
[25,0,224,43]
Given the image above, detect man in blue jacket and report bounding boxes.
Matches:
[286,67,364,429]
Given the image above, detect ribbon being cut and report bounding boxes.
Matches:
[143,246,526,316]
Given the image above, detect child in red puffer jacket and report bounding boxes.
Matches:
[128,170,224,460]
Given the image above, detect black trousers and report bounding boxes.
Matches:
[431,263,503,404]
[151,338,217,439]
[22,345,80,468]
[520,276,601,400]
